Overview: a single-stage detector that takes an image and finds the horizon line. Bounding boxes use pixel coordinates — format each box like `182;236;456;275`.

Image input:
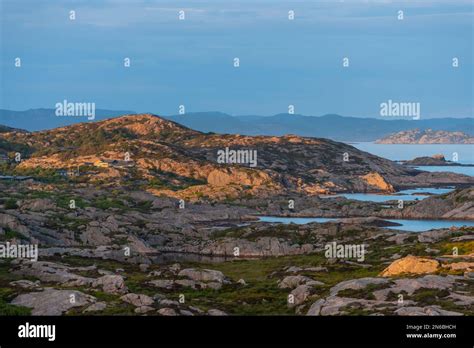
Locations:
1;108;473;120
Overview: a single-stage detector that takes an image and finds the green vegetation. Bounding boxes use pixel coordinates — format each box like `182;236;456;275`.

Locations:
33;127;138;159
144;170;206;191
0;263;32;315
0;227;26;241
0;138;32;155
411;288;450;305
436;240;474;256
8;166;66;183
44;215;89;232
4;198;18;209
55;196;88;209
92;197;128;210
0;295;31;316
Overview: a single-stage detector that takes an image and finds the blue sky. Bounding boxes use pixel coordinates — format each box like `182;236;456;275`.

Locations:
0;0;472;118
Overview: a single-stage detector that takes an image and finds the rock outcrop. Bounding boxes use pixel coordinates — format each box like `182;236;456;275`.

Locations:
11;289;96;315
380;256;439;277
360;172;394;192
92;275;128;294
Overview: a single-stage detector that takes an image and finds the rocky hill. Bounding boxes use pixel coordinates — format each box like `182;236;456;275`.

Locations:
0;125;16;134
380;187;474;220
1;114;472;200
376;129;474;144
0;125;27;134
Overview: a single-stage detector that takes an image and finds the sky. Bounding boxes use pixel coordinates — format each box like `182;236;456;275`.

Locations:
0;0;473;118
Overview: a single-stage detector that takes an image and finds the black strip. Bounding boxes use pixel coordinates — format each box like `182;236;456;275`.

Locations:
0;316;472;346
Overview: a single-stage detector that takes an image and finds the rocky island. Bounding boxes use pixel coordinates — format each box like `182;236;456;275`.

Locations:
376;129;474;144
401;154;474;167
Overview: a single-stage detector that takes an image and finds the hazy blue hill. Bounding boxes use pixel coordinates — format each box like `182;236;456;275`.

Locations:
0;124;25;133
164;111;252;134
1;109;472;141
167;112;474;141
0;108;134;131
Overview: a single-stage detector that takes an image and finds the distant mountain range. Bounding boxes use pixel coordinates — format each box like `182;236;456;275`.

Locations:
1;109;473;142
165;112;474;142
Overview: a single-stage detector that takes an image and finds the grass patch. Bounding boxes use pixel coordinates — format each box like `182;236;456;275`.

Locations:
4;198;18;209
0;227;27;241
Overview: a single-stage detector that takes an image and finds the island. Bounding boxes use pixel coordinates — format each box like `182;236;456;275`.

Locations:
376;129;474;144
401;154;474;167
